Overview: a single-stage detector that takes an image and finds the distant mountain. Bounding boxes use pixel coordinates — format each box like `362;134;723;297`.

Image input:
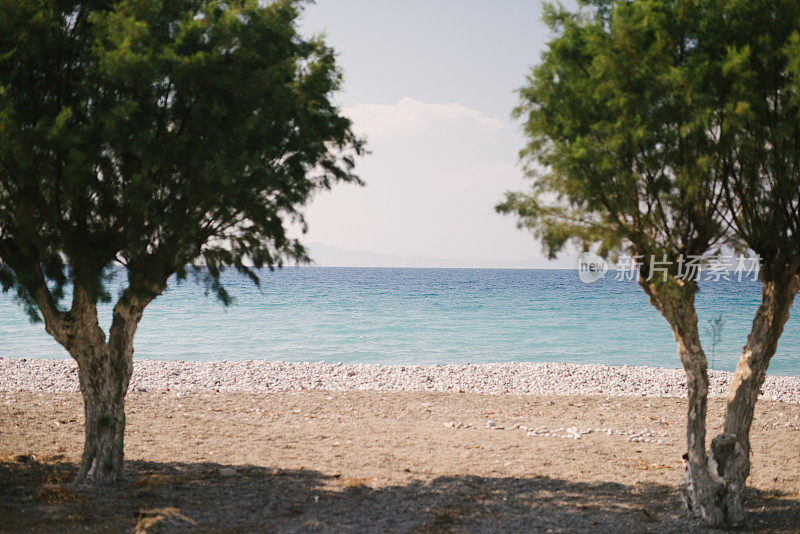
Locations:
304;242;574;269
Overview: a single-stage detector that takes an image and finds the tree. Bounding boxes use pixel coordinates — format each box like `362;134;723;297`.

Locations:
498;0;799;525
0;0;363;485
707;0;800;521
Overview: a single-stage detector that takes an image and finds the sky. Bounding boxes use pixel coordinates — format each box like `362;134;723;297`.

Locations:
296;1;576;268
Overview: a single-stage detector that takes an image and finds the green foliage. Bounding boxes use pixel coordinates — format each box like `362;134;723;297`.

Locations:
500;0;800;282
711;0;800;280
0;0;364;318
498;0;737;272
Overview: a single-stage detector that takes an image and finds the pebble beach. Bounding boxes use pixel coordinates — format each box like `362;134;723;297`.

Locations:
3;357;800;404
4;357;800;531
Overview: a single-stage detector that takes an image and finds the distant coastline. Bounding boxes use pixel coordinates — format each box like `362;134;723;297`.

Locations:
304;242;578;269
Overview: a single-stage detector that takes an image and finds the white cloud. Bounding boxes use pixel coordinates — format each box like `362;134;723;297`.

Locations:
342;97;507;175
346;97;503;138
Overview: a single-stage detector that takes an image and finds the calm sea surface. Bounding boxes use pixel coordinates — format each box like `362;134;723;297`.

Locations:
1;268;799;375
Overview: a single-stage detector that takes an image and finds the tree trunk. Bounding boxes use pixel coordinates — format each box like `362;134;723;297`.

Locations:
709;271;800;523
73;340;133;485
11;259;164;486
46;284;155;486
640;278;725;525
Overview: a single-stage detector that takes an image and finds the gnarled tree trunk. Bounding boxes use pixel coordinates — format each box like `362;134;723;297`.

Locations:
709;270;800;523
73;338;133;484
37;283;156;485
644;267;800;526
640;277;725;525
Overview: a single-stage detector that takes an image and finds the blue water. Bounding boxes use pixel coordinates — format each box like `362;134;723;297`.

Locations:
1;268;799;375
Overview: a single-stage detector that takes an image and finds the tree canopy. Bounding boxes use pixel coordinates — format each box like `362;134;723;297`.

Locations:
0;0;363;315
498;0;732;266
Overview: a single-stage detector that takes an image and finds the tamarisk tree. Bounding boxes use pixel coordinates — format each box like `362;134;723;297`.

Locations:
0;0;363;485
499;0;799;525
708;0;800;521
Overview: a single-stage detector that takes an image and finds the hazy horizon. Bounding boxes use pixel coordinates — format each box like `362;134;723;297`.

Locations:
305;242;577;269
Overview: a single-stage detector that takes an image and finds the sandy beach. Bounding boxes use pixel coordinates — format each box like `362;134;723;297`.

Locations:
1;359;799;532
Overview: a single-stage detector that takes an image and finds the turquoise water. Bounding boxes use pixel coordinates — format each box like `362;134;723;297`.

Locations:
1;267;799;375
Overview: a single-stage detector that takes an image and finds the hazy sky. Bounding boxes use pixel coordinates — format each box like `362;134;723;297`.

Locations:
298;1;574;267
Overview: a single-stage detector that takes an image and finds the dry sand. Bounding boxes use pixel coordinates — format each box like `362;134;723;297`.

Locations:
2;390;800;532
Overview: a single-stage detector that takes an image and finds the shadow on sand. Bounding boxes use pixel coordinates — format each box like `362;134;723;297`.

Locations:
1;456;798;532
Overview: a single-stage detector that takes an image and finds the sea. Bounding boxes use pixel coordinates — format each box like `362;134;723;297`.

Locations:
1;267;799;375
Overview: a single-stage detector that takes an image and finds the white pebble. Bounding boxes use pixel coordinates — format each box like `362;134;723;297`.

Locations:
0;359;797;405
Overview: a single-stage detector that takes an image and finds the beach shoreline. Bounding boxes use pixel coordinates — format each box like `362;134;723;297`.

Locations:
4;358;800;531
3;357;800;404
4;358;800;530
